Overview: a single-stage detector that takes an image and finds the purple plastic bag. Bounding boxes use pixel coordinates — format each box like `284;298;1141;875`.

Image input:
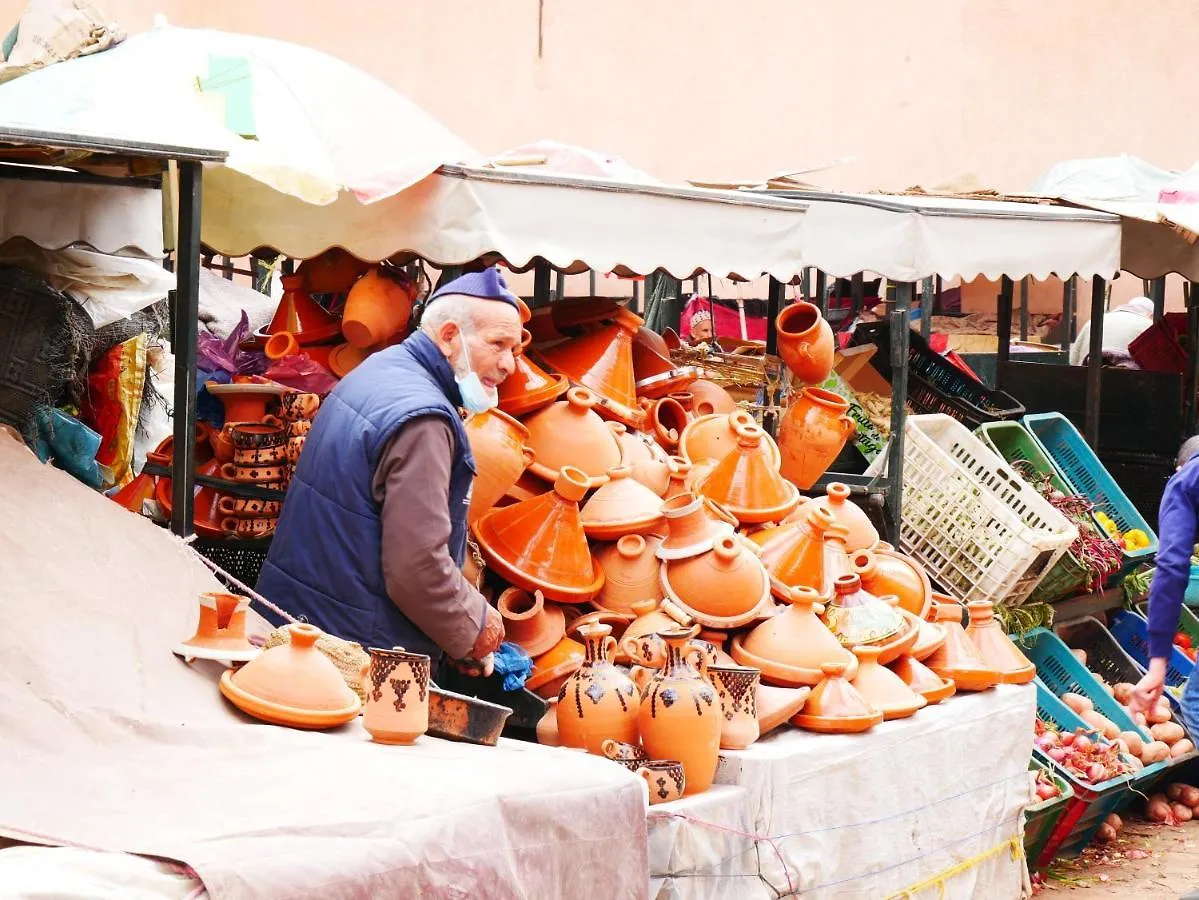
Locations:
196;312;269;377
265;355;338;395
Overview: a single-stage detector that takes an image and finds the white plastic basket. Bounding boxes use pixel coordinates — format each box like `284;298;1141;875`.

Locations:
899;414;1078;607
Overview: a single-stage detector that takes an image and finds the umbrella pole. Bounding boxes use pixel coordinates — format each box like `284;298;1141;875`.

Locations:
170;161;203;537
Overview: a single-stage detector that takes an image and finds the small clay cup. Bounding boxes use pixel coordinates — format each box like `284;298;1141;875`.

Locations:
221;462;290;484
602;738;649;772
279;391;321;422
229;422;286;451
234;444;288;466
637;760;686;805
221;516;277;537
218;496;282;518
361;646;432;745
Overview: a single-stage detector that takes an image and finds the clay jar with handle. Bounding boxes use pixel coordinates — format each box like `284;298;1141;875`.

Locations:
852;547;933;619
849;645;926;720
777;387;856;489
341;267;415;348
638;760;687;805
581;466;666;540
498;587;566;658
618;597;693;667
731;586;858;687
964;600;1036;684
593;534;665;618
661;533;771;629
775;301;834;384
645;396;690;452
465;409;537;525
787;483;879;553
638;627;723;795
790;662;883;734
656;491;735;561
923;599;1002;692
522;387;622;485
759;504;836;599
708;664;761;750
695;420;800;524
556;623;640;755
361;646;432;744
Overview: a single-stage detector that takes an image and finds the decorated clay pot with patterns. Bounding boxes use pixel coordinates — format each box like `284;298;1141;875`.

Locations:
775;301;834;384
286;435;306;464
233;444;289;466
218;496;281;519
777;387;856;490
637;760;687;805
221;462;289;484
618;597;692;667
289;419;313;437
221;515;277;538
556;623;640;755
465;409;537;525
361;646;432;744
278;391;321;422
708;664;761;750
602;738;649;772
229;422;286;451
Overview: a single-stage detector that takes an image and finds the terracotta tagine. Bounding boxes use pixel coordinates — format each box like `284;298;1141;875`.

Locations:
205;380;289;427
731;586;859;686
219;623;361;729
775;301;834;384
522;387;622;485
852;546;933;620
465;409;537;524
756;683;812;735
171;591;258;663
526;634;587;700
361;646;432;744
645;396;690;453
474;466;605;603
296;247;368;294
580;466;666;540
759;504;836;599
536;309;646;428
341;267;415;349
821;573;904;648
261;274;342;345
680;410;782;470
556;623;641;755
656;491;735;560
708;664;761;750
777;387;856;490
593;534;666;618
618;598;693;667
610;422;660;467
821;524;857;594
790;662;883;734
889;655;956;705
910;617;947;662
497;330;569;417
498;587;566;657
849;645;927;720
787;483;879;553
695;420;800;524
663;456;693;500
637;760;687;805
688;379;739;417
638;626;723;795
661;533;771;629
964;600;1036;684
923;600;1002;692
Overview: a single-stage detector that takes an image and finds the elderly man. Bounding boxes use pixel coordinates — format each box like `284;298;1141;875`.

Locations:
256;268;523;667
1068;296;1154;367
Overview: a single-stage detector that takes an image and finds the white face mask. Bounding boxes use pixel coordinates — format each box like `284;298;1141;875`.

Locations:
453;326;499;413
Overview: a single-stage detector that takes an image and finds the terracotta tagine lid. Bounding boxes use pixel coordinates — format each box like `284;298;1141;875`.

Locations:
731;586;859;686
759;504;836;599
497;330;569;417
580;466;666;540
536;309;646;428
262;274;342;345
328;342;375;378
680;410;782;470
556;623;640;755
774;301;834;385
498;587;566;658
964;600;1036;684
661;533;771;629
341;267;416;348
593;534;665;617
617;598;692;667
889;655;956;705
663;456;693;500
522;387;622;485
688;379;739;417
790;662;883;734
610;422;660;467
756;682;812;735
910;617;947;662
822;573;905;647
870;608;923;665
695;420;800;524
465;408;536;525
787;483;879;553
656;491;735;561
525;634;586;699
849;645;927;720
852;546;933;620
218;623;361;729
922;599;1002;692
474;466;606;603
821;524;857;594
172;591;259;663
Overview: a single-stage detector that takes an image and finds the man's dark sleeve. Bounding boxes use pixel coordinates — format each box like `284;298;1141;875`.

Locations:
1147;464;1199;659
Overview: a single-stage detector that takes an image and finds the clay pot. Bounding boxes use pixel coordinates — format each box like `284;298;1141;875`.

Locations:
498;330;569;417
526;634;586;699
822;524;857;594
602;738;649;772
790;662;883;734
498;588;566;657
788;483;879;553
611;423;660;467
821;573;905;648
964;600;1036;684
580;466;666;540
688;379;739;417
923;600;1002;692
889;655;956;705
849;645;927;720
656;492;735;561
536;698;561;746
475;467;604;603
221;462;289;484
911;618;947;662
708;664;761;750
594;534;665;617
777;387;856;490
556;623;641;755
233;444;288;466
264;274;342;345
522;387;622;485
680;411;781;470
694;634;738;667
171;592;258;662
279;391;321;423
465;409;536;525
695;420;800;525
218;622;361;729
264;330;300;361
209;426;236;465
536;310;645;428
852;547;933;620
341;267;416;348
638;760;687;805
218;496;281;518
638;627;722;795
871;610;923;666
618;598;693;667
221;516;278;538
229;422;286;450
759;504;837;598
296;247;368;294
663;456;693;500
566;609;631;642
361;646;432;744
661;534;771;629
731;586;858;686
775;302;834;384
645;396;690;452
286;435;306;464
289;419;313;438
756;683;812;735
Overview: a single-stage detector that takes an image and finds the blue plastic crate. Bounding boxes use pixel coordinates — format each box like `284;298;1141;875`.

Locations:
1109;609;1193;713
1021;413;1158;570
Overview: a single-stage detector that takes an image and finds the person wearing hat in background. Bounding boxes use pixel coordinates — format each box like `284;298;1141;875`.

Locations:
256;268;523;672
687;307;713;344
1068;296;1155;367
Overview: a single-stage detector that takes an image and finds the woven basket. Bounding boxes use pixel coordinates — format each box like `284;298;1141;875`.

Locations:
264;626;370;703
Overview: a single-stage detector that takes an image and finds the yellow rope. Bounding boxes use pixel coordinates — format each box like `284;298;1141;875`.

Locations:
885;835;1022;900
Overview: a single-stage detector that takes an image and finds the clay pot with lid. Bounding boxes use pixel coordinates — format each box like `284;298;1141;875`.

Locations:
680;410;781;470
822;573;905;648
296;247;368;294
663;456;693;500
759;504;836;599
688;379;739;417
262;274;342;345
498;587;566;657
910;618;947;662
790;662;883;734
341;267;415;348
219;623;361;729
661;534;771;629
522;387;622;485
889;655;956;705
731;585;858;686
610;426;672;497
656;491;735;561
695;421;801;524
497;330;569;417
964;600;1036;684
775;301;834;384
465;409;536;525
786;483;879;553
923;599;1002;692
473;466;605;603
777;387;856;489
708;664;761;750
361;646;431;744
556;623;640;755
852;546;933;620
593;534;665;617
172;591;258;663
536;309;646;428
822;524;857;594
580;466;666;540
618;598;692;667
849;645;926;720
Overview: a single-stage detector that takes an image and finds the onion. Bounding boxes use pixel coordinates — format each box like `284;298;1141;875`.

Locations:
1074;734;1093;752
1181;785;1199;808
1095;823;1117;843
1173;802;1194;823
1104;813;1123;832
1048;747;1068;762
1087;762;1107;782
1060;732;1076;746
1035;733;1059;751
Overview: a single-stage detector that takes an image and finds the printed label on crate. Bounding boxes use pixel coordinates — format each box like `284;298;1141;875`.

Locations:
817;371;887;463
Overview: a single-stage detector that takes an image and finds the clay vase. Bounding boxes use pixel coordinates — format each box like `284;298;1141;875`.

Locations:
465;409;537;525
756;683;812;735
777;387;856;489
498;588;566;657
296;247;368;294
964;600;1036;684
731;586;858;687
821;573;905;648
661;534;771;629
688;379;739;417
522;387;622;485
264;274;342;345
218;623;361;729
788;483;879;553
663;457;693;500
361;646;432;744
556;623;641;755
526;634;587;700
536;309;645;428
341;267;415;348
638;627;723;795
790;662;883;734
708;664;761;750
580;466;667;540
172;591;258;662
681;411;782;470
923;600;1002;692
594;534;665;618
656;492;735;560
602;738;650;772
852;547;933;620
646;396;690;452
498;330;569;417
618;598;693;667
889;655;956;705
849;645;927;720
638;760;687;805
759;504;836;599
474;466;605;603
695;420;800;524
775;301;834;384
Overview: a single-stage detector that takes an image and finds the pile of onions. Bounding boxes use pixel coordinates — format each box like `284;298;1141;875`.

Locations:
1034;721;1133;784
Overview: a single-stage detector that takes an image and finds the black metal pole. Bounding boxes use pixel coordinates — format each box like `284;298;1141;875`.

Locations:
1185;281;1199;437
554;270;565;302
886;282;912;542
1019;277;1030;342
1151;276;1167;323
766;276;784;356
170;161;202;538
815;270;828;317
920;276;934;341
1085;277;1106;448
851;272;865;319
996;276;1014;391
1061;277;1075;351
800;267;811;302
533;259;551;308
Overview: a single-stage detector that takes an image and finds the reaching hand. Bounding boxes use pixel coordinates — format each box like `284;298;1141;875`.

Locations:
470;604;505;660
1129;657;1168;715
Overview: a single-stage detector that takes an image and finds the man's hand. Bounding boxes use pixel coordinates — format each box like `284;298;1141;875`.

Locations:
470;604;504;660
1129;657;1168;715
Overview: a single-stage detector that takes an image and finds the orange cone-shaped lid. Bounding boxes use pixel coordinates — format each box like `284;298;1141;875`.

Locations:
853;546;933;620
656;491;735;560
680;411;782;469
790;662;883;733
786;483;879;552
474;466;606;603
632;327;675;381
731;586;858;686
536;309;645;428
923;599;1002;691
964;600;1036;684
889;654;956;705
498;330;569;417
759;504;836;598
849;645;927;719
172;592;258;662
296;248;368;294
218;623;361;729
695;420;800;524
522;387;622;485
264;275;342;345
661;533;771;629
580;466;666;540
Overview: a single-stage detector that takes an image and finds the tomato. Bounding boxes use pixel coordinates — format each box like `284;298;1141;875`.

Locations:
1176;632;1192;650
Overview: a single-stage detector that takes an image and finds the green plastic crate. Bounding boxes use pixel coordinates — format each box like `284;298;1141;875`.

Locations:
1025;760;1074;872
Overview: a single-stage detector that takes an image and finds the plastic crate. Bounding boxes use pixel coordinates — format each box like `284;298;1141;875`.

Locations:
1024;760;1074;873
1022;413;1158;573
1128;317;1187;375
1109;609;1194;712
898;415;1077;606
1136;599;1199;650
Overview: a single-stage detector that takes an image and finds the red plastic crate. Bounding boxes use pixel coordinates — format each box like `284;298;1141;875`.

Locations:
1129;314;1188;375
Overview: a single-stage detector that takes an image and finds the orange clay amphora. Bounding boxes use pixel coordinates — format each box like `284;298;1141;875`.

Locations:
556;623;640;755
